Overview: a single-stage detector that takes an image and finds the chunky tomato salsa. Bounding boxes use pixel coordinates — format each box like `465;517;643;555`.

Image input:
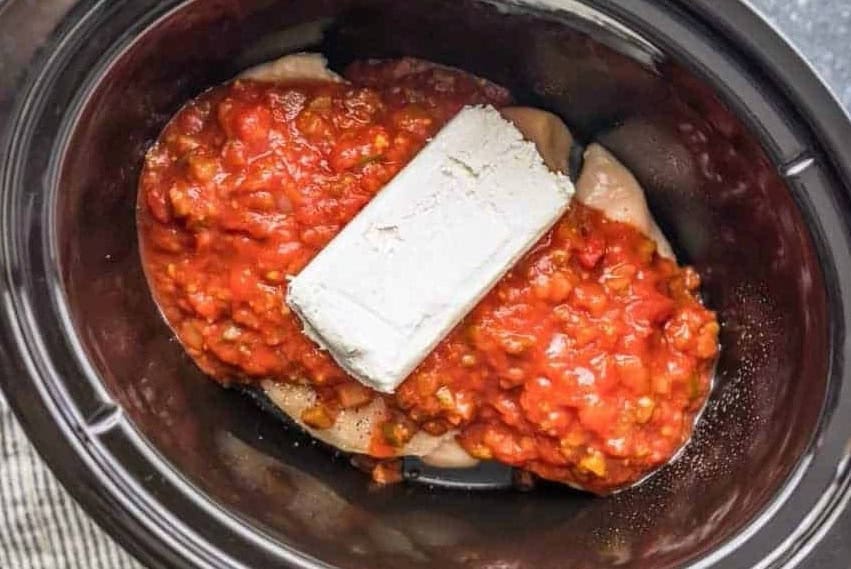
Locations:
139;59;718;494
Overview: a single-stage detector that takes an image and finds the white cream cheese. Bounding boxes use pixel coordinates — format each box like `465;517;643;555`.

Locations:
287;105;574;393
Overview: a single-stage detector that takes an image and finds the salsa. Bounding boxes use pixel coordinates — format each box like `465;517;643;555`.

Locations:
139;59;718;494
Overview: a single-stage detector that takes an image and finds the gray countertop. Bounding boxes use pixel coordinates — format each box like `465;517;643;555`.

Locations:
752;0;851;110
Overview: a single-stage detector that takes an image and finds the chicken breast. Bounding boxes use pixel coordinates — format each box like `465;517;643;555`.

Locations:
264;103;576;468
238;52;343;83
500;106;573;174
242;53;477;468
500;112;674;259
247;53;674;473
262;380;466;460
576;143;675;259
504;114;673;258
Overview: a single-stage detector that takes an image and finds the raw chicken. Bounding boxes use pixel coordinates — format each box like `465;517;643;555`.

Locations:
247;53;676;471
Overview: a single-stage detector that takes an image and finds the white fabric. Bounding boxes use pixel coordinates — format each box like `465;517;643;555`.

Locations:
0;394;141;569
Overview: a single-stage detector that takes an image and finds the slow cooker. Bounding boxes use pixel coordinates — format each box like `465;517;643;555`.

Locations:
2;1;851;567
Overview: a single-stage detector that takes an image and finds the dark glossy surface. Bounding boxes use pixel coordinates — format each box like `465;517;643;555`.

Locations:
752;1;851;563
1;1;850;568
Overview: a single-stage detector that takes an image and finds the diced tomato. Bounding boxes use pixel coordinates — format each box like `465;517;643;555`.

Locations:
139;60;718;494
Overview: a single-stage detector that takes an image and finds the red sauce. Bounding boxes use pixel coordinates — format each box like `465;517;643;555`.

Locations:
139;59;718;494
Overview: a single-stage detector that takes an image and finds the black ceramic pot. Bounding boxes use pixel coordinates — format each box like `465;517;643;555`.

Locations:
2;1;850;568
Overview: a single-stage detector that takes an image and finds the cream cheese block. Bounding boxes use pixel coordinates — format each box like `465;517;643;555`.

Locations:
287;105;574;393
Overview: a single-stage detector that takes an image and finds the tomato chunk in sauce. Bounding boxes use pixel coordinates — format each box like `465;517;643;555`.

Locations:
138;59;719;494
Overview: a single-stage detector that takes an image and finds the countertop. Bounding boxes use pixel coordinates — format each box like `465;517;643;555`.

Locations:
754;0;851;110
